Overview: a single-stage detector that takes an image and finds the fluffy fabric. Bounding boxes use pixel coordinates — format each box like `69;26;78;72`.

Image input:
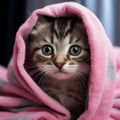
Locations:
0;2;120;120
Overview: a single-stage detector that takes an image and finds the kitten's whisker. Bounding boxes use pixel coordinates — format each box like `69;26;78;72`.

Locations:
75;71;88;90
74;72;83;88
25;66;45;84
78;64;90;74
34;72;41;82
29;68;40;77
25;65;38;70
38;72;46;85
77;71;88;82
78;74;88;88
40;70;50;85
37;69;49;86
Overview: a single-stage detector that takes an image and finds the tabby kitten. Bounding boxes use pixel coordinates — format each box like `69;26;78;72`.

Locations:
24;16;90;120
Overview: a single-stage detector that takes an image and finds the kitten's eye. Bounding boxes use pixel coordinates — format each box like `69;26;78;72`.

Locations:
69;45;81;56
42;45;53;56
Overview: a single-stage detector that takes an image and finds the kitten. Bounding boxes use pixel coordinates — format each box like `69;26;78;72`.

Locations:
24;16;90;120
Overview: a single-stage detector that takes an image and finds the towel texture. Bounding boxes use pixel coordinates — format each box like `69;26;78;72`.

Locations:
0;2;120;120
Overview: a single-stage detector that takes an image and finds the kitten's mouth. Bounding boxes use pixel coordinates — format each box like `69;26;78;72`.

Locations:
50;69;71;80
55;70;67;74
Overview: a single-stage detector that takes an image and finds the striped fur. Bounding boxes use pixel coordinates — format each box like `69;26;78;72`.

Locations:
25;16;90;120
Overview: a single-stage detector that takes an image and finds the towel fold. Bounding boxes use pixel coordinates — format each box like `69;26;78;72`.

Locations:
0;2;120;120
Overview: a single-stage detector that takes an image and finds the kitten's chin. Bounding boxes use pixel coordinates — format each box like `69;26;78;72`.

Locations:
48;70;74;80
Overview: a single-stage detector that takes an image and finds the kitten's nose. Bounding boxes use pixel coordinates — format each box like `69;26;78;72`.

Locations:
54;55;66;69
54;62;65;69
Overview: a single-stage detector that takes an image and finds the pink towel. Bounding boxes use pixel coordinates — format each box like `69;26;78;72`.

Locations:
0;2;120;120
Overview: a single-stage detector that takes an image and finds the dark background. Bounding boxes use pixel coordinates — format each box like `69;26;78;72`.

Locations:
0;1;26;66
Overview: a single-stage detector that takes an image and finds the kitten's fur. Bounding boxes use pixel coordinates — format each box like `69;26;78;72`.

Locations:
24;16;90;120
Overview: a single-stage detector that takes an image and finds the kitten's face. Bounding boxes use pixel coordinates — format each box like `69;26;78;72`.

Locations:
27;16;90;81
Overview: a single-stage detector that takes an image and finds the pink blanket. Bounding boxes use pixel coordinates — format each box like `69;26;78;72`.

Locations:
0;2;120;120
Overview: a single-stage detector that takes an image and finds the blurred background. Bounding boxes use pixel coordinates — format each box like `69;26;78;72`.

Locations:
0;0;120;67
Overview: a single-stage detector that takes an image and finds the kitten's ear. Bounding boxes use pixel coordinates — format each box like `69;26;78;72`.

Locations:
73;16;83;24
34;16;49;28
34;15;54;29
25;16;48;44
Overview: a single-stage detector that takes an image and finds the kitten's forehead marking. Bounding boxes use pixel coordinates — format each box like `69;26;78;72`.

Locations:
54;19;72;39
52;19;81;56
53;33;71;56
